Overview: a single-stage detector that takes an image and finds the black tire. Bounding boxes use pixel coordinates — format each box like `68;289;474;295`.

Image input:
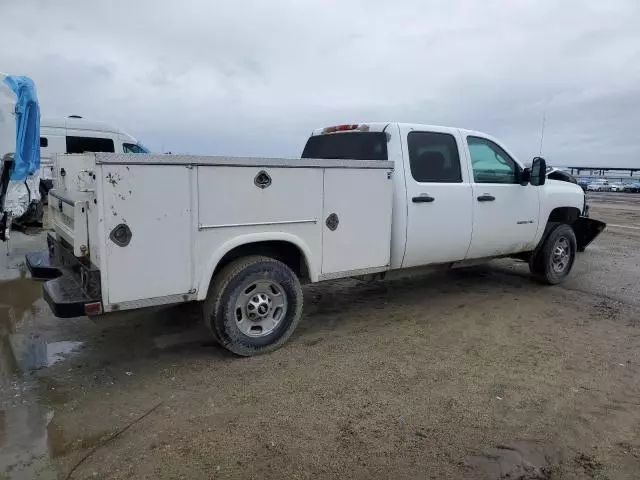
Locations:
530;224;577;285
40;179;53;205
32;199;44;225
203;256;303;356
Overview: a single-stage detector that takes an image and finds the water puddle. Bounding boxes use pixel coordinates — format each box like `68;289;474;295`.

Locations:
465;441;559;479
9;337;83;372
0;405;57;480
0;232;80;479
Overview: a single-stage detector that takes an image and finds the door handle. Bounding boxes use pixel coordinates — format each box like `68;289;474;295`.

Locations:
477;194;495;202
412;195;435;203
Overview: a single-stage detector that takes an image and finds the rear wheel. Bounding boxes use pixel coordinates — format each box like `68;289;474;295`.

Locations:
203;256;303;356
529;224;577;285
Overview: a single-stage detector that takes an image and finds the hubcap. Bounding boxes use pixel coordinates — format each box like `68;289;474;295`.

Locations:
234;280;287;337
551;236;571;274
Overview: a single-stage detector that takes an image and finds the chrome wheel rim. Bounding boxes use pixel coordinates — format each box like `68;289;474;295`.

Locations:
551;237;571;274
234;280;287;337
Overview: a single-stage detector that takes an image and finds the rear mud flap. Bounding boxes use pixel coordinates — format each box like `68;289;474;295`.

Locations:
573;217;606;252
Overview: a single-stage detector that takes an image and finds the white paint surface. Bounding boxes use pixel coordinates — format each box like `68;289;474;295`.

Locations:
102;164;192;304
46;123;589;314
321;168;392;274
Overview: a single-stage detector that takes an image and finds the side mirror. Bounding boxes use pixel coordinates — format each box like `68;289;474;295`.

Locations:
530;157;546;186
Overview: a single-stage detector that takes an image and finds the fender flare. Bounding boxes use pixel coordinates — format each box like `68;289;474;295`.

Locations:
196;232;318;300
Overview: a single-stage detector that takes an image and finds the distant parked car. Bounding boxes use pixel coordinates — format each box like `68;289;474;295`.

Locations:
610;183;625;192
623;182;640;193
586;179;610;192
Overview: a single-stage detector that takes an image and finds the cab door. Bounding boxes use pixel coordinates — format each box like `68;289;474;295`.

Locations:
463;135;540;259
401;126;474;268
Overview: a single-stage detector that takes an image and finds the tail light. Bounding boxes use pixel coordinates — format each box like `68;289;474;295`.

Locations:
322;124;370;134
84;302;102;315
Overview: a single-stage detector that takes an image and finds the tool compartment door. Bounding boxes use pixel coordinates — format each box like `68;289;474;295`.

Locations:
321;168;393;275
100;164;192;305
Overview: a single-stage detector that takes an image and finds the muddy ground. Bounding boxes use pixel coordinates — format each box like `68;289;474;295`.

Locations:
2;193;640;479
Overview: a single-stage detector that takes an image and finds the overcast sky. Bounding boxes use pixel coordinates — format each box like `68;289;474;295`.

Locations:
1;0;639;167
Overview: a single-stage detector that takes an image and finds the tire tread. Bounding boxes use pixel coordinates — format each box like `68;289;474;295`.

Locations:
530;223;577;285
202;255;303;356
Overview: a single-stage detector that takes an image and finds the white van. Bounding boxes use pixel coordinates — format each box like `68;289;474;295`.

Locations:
1;72;150;226
39;116;149;197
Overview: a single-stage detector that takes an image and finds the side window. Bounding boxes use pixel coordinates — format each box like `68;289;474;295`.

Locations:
407;131;462;183
40;137;48;147
123;143;149;154
467;136;518;184
66;136;115;154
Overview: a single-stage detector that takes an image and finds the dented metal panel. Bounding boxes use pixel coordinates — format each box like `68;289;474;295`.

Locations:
100;163;193;304
48;190;90;257
48;153;98;258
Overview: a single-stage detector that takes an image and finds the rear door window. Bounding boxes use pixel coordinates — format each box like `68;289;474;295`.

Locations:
66;136;115;154
407;131;462;183
301;132;388;160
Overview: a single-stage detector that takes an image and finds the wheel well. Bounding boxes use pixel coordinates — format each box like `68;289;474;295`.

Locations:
213;241;309;282
547;207;581;225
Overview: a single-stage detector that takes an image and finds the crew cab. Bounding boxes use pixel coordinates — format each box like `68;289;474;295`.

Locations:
19;123;605;356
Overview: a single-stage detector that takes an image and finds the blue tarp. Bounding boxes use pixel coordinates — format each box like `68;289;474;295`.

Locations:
2;75;40;180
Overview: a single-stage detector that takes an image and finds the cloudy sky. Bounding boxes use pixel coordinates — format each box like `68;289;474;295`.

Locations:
1;0;639;167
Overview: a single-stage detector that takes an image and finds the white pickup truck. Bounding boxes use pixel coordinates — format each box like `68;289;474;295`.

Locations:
18;123;605;356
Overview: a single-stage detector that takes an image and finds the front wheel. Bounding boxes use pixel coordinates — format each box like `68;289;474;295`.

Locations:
203;256;303;356
529;224;577;285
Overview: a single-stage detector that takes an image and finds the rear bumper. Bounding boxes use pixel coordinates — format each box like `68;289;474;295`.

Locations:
26;233;102;318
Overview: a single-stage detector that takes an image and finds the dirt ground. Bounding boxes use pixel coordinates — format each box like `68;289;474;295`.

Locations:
2;193;640;479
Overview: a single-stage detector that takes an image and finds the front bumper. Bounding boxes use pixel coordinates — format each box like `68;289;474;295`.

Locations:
26;233;102;318
574;216;606;252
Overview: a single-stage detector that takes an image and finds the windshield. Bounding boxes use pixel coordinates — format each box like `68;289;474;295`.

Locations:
123;142;150;154
301;132;388;160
